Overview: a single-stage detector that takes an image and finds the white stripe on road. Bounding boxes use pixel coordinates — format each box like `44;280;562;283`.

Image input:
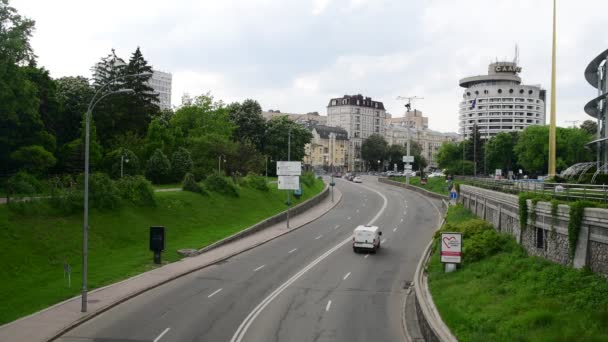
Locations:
208;288;223;298
288;248;297;254
230;183;388;342
326;300;332;312
253;265;265;272
347;216;351;220
400;218;404;222
154;328;170;342
315;235;323;240
356;209;360;213
393;227;397;232
364;254;369;259
334;225;340;229
343;272;351;280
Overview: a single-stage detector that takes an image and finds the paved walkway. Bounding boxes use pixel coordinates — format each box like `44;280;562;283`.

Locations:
0;187;342;342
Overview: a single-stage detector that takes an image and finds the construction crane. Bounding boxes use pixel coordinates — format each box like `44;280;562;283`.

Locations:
396;96;424;112
565;120;580;128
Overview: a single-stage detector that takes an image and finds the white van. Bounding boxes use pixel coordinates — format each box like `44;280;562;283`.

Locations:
352;225;382;253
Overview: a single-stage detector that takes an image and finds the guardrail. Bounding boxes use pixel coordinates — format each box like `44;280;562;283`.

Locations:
455;176;608;203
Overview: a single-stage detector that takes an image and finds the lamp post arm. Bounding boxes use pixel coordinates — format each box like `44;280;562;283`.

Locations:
87;72;151;113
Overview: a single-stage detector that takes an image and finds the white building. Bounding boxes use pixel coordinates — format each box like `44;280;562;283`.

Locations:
459;61;546;140
327;94;387;171
148;70;172;111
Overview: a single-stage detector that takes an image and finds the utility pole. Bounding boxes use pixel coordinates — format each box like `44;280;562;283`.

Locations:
396;96;424;182
548;0;557;177
286;127;291;229
473;123;477;177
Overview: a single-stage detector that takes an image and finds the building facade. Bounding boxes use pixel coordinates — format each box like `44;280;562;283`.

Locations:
459;61;546;140
584;48;608;169
262;111;327;127
148;70;172;111
327;94;386;171
390;109;428;130
303;125;349;171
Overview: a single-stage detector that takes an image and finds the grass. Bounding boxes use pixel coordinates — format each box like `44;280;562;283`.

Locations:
392;176;453;196
427;205;608;341
0;179;324;325
150;183;182;190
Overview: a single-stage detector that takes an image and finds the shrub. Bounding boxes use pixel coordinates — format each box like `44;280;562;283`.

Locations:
106;148;140;179
300;171;316;188
145;149;172;184
10;145;56;174
463;229;516;263
172;148;193;182
6;172;42;202
88;172;121;210
116;175;156;207
182;173;205;194
204;175;239;197
242;174;268;192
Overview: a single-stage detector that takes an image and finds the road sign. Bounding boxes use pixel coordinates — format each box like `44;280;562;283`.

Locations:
394;163;397;172
404;164;413;170
440;232;462;263
278;175;300;190
403;156;414;163
277;161;301;176
450;190;458;200
495;169;502;177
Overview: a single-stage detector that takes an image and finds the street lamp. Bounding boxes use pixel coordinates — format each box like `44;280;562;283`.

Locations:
377;160;381;172
120;150;130;178
81;72;150;313
218;154;226;175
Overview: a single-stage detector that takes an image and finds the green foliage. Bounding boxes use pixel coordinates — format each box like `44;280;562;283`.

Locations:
116;175;156;207
204;174;239;197
485;131;519;174
580;120;598;136
227;99;266;150
145;149;172;184
54;76;94;146
567;201;594;259
263;116;312;169
171;147;193;181
300;171;316;188
242;174;269;192
519;193;529;231
550;200;559;238
10;145;56;174
6;172;42;201
105;148;139;178
361;134;388;170
88;172;121;210
182;172;205;194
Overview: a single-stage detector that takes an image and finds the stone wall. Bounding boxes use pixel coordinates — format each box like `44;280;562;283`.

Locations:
459;184;608;276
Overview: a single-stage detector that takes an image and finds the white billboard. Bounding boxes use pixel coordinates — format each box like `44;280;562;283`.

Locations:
440;232;462;264
277;161;302;176
278;176;300;190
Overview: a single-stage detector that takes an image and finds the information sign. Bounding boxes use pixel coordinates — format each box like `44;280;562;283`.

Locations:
277;161;302;176
278;175;300;190
403;156;414;163
440;232;462;263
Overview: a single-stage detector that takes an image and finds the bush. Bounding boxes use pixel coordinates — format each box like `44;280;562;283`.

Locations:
300;171;316;188
88;172;121;210
6;172;43;201
204;175;239;197
172;148;193;182
242;174;268;192
145;149;172;184
105;148;140;179
116;175;156;207
182;173;205;194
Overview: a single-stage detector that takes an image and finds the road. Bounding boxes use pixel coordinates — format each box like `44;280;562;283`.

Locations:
56;176;442;342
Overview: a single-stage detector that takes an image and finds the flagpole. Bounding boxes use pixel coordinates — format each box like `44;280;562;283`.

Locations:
548;0;557;177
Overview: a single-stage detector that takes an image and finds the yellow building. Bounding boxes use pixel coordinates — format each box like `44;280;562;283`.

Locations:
304;125;349;172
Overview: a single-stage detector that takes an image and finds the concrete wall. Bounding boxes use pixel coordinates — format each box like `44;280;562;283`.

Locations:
459;184;608;275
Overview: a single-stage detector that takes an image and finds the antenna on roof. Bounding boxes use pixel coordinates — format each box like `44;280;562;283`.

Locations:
513;44;519;65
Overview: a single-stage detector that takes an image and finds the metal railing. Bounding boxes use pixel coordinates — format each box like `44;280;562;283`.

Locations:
455;176;608;204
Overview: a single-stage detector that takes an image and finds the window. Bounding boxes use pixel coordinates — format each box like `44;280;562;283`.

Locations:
509;89;514;93
475;90;479;95
497;89;502;94
528;90;533;95
484;89;489;94
536;228;545;249
520;89;524;94
356;124;360;130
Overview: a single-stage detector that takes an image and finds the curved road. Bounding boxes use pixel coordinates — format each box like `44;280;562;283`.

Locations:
56;176;442;342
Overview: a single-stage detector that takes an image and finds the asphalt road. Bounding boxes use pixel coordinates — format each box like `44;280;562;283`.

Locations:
56;176;442;342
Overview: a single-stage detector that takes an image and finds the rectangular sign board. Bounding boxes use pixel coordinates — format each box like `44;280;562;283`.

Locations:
278;175;300;190
440;232;462;263
277;161;302;176
404;164;413;170
403;156;414;163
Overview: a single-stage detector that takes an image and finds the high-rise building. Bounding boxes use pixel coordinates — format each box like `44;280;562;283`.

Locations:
459;60;546;140
327;94;386;171
148;70;172;111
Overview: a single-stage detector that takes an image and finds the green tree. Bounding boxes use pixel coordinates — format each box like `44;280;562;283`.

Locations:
361;134;388;171
387;144;406;170
145;148;171;184
54;76;95;146
104;148;139;178
171;147;193;181
465;124;485;175
580;120;598;137
171;94;234;138
227;99;266;150
485;131;519;173
263;116;312;165
10;145;56;174
437;142;462;170
57;113;102;173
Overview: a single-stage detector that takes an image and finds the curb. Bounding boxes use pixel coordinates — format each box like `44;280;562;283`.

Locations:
44;183;342;342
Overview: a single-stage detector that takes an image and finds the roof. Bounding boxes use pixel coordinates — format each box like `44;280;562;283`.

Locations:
459;74;522;88
311;125;348;140
327;94;385;110
354;225;379;232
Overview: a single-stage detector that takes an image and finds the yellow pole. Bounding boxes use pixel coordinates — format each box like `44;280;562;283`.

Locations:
548;0;557;177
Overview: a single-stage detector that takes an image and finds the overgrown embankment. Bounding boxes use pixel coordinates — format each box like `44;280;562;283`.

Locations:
427;204;608;341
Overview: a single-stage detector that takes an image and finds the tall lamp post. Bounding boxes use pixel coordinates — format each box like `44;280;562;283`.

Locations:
548;0;558;177
120;149;130;178
218;154;226;175
82;72;150;313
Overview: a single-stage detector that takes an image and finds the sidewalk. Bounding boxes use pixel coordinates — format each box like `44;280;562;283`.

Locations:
0;187;343;342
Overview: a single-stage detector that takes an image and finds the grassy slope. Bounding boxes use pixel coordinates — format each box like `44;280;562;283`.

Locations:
0;180;324;325
392;176;452;195
427;206;608;341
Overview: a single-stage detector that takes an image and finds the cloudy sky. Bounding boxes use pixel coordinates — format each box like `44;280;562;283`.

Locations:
10;0;608;132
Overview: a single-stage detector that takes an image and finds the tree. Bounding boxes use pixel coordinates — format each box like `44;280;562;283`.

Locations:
263;116;312;165
171;147;193;181
361;134;388;171
54;76;95;146
10;145;56;174
437;142;462;170
485;131;519;173
104;148;139;178
145;149;171;184
227;99;266;150
387;144;406;170
580;120;598;137
57;113;102;173
123;47;159;135
465;124;484;175
171;93;234;139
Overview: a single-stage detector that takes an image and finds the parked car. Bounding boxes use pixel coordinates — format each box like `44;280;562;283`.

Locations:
353;176;362;183
352;225;382;253
333;172;342;178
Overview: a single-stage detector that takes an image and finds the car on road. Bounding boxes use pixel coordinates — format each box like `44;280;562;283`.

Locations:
352;225;382;253
333;172;342;178
353;176;362;183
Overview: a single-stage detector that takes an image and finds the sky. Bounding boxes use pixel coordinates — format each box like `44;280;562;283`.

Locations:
10;0;608;133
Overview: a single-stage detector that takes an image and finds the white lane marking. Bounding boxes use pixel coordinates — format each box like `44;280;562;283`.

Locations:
400;218;404;222
253;265;265;272
230;183;388;342
347;216;351;220
364;254;369;259
208;288;223;298
315;235;323;240
288;248;297;254
154;328;170;342
393;227;397;232
356;209;360;213
326;300;332;312
381;239;386;244
362;204;366;207
334;225;340;230
343;272;351;280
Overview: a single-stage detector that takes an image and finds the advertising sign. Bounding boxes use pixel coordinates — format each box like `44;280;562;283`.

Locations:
276;161;302;176
440;232;462;263
278;175;300;190
403;156;414;163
